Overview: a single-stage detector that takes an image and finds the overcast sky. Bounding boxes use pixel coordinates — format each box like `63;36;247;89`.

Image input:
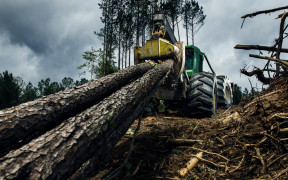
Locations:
0;0;287;91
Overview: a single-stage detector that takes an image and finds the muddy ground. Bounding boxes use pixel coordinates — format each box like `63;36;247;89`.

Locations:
91;78;288;180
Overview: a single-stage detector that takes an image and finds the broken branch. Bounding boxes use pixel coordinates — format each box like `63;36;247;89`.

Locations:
249;54;288;68
241;5;288;19
179;146;230;161
234;44;288;53
240;68;270;85
178;152;203;177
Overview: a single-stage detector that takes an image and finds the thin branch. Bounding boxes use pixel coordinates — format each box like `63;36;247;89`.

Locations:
191;155;226;168
272;167;288;180
241;5;288;19
254;147;266;174
267;153;288;168
229;155;245;173
179;146;230;161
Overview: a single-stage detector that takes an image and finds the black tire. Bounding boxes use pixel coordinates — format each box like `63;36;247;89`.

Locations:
187;72;217;117
216;75;233;109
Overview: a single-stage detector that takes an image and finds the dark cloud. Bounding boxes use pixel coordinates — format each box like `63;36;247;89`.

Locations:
195;0;288;90
0;0;102;85
0;1;55;54
0;0;287;91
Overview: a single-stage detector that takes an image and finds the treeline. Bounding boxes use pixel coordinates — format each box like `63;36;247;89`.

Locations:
232;84;256;105
94;0;206;73
0;70;88;110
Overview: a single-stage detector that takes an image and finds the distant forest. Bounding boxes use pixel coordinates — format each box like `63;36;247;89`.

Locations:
0;70;88;110
0;70;253;110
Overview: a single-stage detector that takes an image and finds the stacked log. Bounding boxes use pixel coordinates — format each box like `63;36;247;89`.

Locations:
0;63;151;156
0;60;173;179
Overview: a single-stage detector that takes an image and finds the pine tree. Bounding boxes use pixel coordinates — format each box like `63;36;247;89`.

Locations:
0;71;21;109
233;84;242;105
182;0;206;45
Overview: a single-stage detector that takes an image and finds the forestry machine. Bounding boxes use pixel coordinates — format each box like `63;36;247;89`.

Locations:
134;13;233;117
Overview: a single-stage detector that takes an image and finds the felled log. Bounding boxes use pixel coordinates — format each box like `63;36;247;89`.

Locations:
234;44;288;53
0;63;152;156
0;60;173;180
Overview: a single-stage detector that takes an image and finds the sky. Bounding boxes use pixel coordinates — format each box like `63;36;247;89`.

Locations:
0;0;287;91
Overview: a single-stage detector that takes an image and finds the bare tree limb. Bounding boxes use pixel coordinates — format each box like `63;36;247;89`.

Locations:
240;68;271;85
234;44;288;53
276;12;288;76
241;5;288;19
249;54;288;68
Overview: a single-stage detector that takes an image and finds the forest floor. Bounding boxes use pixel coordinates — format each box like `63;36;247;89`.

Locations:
91;77;288;180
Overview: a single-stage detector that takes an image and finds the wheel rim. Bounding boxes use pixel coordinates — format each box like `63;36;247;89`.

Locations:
225;86;231;102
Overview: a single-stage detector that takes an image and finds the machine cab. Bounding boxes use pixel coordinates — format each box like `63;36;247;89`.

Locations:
184;45;204;77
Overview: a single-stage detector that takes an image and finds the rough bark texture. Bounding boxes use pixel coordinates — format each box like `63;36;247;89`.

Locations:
0;63;152;156
0;60;173;180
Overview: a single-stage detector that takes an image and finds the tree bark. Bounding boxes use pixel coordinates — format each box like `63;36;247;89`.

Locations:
0;63;152;156
0;60;173;180
234;44;288;53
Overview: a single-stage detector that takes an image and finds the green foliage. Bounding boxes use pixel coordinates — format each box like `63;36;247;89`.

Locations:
157;100;165;113
20;82;38;103
0;70;88;109
0;71;21;109
242;87;256;99
75;78;89;86
124;162;132;171
38;78;64;96
95;59;118;79
182;0;206;45
78;47;99;80
79;47;118;79
62;77;74;90
233;84;242;105
160;0;183;32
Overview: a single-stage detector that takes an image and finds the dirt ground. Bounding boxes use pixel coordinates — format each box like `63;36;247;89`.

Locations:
91;78;288;180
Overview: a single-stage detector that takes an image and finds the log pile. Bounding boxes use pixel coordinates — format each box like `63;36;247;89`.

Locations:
0;61;173;179
0;63;152;157
235;5;288;85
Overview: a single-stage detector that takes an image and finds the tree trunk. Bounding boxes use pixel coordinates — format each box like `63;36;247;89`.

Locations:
234;44;288;53
118;24;121;70
192;16;194;45
276;13;288;76
0;60;173;180
185;0;188;45
129;47;131;67
0;63;152;156
136;1;140;46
